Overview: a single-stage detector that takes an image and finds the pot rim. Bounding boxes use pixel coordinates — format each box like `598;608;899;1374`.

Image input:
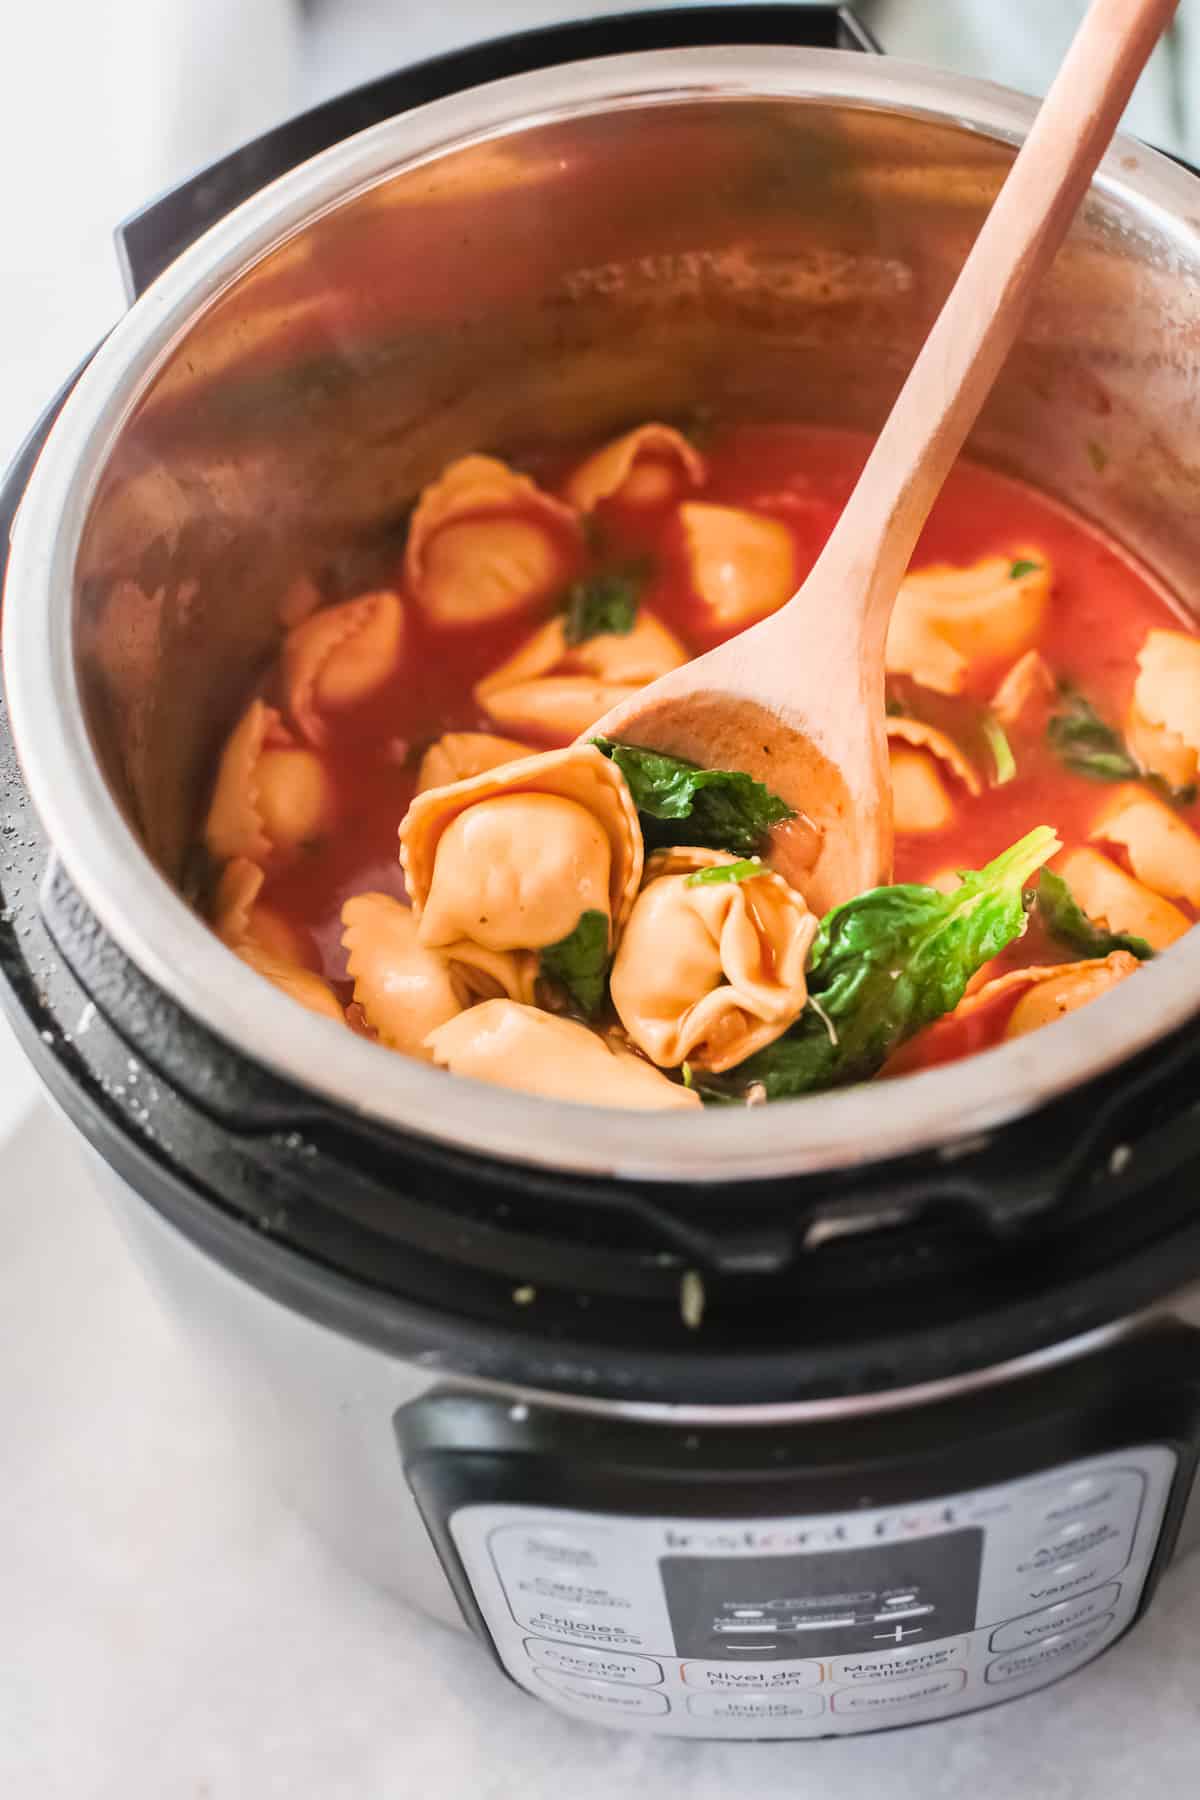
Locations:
6;45;1200;1184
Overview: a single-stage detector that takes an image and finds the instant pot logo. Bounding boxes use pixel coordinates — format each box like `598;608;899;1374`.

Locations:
662;1524;851;1554
662;1507;960;1554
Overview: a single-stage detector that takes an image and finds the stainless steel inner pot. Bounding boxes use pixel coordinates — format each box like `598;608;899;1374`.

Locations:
7;48;1200;1182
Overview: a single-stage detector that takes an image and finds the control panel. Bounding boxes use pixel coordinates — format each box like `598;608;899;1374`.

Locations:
448;1447;1175;1736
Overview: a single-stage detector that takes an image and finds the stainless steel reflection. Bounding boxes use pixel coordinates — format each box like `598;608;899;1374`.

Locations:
6;49;1200;1181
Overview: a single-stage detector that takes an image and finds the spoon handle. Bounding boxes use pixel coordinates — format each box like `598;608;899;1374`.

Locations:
800;0;1178;654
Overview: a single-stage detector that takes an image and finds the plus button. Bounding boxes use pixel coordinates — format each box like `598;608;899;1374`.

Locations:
873;1624;926;1643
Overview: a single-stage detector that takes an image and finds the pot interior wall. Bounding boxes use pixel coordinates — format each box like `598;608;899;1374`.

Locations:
73;94;1200;881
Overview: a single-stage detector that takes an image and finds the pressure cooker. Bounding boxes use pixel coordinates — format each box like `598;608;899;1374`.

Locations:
5;5;1200;1739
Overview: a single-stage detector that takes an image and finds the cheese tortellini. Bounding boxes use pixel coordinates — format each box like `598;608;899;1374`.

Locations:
205;699;336;863
886;717;981;835
235;944;346;1023
887;552;1050;694
1126;629;1200;790
283;589;405;744
563;423;707;512
678;502;796;629
342;892;534;1057
212;854;344;1022
1054;846;1189;950
212;857;309;965
426;1001;702;1110
610;849;816;1072
951;952;1141;1040
404;454;578;626
1090;786;1200;911
400;744;643;954
991;649;1055;727
473;609;688;739
1005;953;1141;1038
416;732;535;795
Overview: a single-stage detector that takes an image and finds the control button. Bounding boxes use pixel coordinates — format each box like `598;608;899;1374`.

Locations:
1007;1551;1128;1616
985;1614;1116;1684
533;1668;670;1715
1030;1469;1143;1531
1012;1517;1130;1578
681;1659;822;1693
687;1691;825;1722
989;1585;1120;1654
525;1639;663;1686
833;1640;967;1684
509;1607;653;1649
831;1670;966;1715
487;1523;660;1649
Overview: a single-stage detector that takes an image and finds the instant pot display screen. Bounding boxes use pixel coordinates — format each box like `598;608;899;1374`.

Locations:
660;1530;984;1659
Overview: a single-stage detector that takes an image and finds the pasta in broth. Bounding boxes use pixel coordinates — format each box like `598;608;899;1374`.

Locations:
196;424;1200;1108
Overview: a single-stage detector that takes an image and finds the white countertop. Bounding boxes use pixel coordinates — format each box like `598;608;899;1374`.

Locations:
2;1092;1200;1798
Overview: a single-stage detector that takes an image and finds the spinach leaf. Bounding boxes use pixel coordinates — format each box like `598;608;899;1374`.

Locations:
563;568;642;645
689;825;1060;1103
1047;690;1140;782
1034;868;1154;962
1047;687;1195;804
1009;558;1041;579
592;739;794;856
539;910;611;1016
684;859;764;888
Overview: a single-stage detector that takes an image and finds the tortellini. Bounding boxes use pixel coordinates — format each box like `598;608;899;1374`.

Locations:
610;849;816;1072
473;610;688;739
212;857;309;964
341;892;534;1057
400;744;643;953
1126;629;1200;790
1090;785;1200;910
404;454;579;626
425;1001;701;1110
952;953;1141;1040
677;503;796;629
416;732;534;795
889;749;953;834
1005;953;1140;1038
283;589;405;744
990;649;1056;727
205;699;336;862
1055;846;1189;949
214;858;340;1018
887;552;1050;694
235;943;346;1023
886;717;981;835
563;423;706;512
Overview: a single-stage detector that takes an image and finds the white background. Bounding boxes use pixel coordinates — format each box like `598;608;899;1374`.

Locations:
3;2;1200;1795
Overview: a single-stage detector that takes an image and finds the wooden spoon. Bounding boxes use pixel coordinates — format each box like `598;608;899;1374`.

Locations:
586;0;1177;915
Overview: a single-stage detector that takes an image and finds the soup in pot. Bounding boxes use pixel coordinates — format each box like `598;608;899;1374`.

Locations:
197;423;1200;1109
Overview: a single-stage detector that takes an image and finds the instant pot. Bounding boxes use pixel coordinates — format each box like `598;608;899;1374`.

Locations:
5;5;1200;1740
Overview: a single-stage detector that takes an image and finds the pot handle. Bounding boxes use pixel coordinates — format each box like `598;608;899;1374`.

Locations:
115;4;880;299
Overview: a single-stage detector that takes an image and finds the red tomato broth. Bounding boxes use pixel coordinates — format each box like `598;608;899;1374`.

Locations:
229;424;1197;1067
